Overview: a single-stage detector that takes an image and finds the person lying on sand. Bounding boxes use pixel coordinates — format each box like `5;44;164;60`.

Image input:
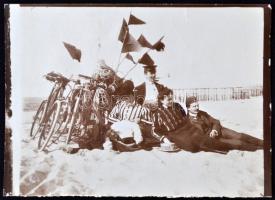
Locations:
105;81;157;152
150;88;246;154
185;96;263;151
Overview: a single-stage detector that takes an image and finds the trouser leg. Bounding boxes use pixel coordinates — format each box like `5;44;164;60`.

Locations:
221;127;263;147
139;123;160;148
198;135;232;152
167;126;230;153
218;138;260;151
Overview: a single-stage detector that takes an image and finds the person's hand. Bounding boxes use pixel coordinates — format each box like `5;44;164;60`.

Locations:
209;130;218;138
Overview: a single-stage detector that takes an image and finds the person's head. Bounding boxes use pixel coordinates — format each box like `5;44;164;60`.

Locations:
95;59;116;84
116;80;135;103
118;80;134;95
186;96;199;115
158;88;174;107
143;65;157;83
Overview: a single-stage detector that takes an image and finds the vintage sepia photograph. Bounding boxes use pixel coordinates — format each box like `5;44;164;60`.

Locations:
5;4;271;197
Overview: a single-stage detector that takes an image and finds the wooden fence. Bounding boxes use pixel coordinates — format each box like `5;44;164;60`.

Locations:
173;86;263;103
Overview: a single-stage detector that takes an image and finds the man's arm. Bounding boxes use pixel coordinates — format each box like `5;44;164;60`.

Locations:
149;111;171;143
108;102;121;124
202;111;222;136
138;106;167;143
140;106;154;125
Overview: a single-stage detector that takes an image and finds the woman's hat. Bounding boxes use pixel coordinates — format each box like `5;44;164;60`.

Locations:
143;65;157;73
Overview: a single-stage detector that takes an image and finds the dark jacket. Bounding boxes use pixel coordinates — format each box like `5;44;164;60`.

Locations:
133;82;167;105
188;110;222;136
151;102;187;141
174;102;187;118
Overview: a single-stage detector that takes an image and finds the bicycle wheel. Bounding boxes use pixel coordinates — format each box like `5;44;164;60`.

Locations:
65;97;81;145
38;101;62;151
30;100;47;138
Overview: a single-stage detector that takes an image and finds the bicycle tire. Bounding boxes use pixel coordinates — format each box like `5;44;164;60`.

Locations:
66;97;81;145
30;100;47;138
38;101;62;151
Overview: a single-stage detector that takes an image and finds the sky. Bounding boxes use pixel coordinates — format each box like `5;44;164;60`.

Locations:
10;5;264;97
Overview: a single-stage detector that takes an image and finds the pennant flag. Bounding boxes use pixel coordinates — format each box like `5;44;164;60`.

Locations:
125;53;136;64
121;32;142;53
137;34;153;48
128;14;146;25
118;18;129;43
138;53;154;66
63;42;81;62
152;36;165;51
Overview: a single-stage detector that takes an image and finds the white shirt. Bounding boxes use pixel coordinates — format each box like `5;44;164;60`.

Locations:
144;81;158;102
110;120;143;144
188;112;198;119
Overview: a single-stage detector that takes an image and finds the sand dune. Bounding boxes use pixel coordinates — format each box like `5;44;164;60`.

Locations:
19;97;264;197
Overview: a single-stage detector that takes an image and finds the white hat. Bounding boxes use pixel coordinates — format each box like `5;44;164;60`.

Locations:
159;142;180;152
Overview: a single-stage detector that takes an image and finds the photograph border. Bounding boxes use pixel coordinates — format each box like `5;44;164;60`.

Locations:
3;3;272;197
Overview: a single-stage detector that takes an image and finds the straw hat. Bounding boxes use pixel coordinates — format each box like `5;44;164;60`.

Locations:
159;142;180;152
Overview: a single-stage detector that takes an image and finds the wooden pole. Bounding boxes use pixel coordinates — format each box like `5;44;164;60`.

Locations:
115;53;123;72
122;62;138;79
122;48;153;79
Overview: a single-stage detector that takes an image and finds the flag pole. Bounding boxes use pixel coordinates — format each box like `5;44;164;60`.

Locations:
118;55;126;67
115;53;122;72
115;28;129;72
122;62;138;79
123;48;152;79
122;34;165;78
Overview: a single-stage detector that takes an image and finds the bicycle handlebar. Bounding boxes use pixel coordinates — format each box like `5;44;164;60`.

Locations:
68;78;81;84
78;74;93;80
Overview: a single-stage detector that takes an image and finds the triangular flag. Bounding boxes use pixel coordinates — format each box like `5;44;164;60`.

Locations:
137;34;153;48
63;42;81;62
125;53;136;64
152;36;165;51
128;14;146;25
138;53;154;66
118;18;129;43
121;32;142;53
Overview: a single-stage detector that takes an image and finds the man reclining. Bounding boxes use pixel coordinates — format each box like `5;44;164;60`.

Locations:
185;96;263;151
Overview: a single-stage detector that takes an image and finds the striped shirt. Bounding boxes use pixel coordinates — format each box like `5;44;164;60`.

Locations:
153;103;186;134
108;100;152;125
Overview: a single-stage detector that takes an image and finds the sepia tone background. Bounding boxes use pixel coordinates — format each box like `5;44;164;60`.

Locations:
8;5;268;197
9;6;263;98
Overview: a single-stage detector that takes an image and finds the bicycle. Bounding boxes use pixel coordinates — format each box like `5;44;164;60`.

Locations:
37;74;99;151
30;72;70;139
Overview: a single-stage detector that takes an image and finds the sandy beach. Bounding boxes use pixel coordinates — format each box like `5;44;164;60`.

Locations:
19;97;264;197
